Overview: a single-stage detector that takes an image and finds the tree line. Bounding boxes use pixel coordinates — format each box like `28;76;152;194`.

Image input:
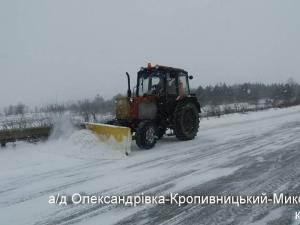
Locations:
1;94;121;121
194;79;300;106
1;80;300;118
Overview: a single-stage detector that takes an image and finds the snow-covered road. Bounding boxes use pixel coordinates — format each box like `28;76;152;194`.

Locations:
1;106;300;225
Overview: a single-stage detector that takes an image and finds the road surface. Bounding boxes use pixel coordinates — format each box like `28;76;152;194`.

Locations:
0;106;300;225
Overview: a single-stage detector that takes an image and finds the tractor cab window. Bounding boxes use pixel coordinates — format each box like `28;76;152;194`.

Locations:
166;73;177;95
178;74;189;96
151;76;161;88
138;76;150;96
138;72;164;96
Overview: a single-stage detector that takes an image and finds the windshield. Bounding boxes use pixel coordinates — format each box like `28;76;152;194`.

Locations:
138;72;162;96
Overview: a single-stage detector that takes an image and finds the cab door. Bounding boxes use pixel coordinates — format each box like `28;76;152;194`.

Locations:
177;72;190;96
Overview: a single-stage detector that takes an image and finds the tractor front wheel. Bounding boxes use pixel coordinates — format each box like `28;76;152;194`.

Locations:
136;121;157;149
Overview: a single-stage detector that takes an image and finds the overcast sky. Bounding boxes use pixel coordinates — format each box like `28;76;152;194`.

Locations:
1;0;300;107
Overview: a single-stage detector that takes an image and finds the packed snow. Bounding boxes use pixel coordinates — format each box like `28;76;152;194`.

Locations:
0;106;300;225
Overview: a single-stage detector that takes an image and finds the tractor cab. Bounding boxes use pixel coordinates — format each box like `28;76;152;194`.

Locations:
136;64;192;99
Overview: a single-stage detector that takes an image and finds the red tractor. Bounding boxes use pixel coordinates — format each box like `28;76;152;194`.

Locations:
108;64;201;149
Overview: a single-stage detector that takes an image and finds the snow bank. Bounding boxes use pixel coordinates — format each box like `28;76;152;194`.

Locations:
49;115;75;140
44;115;126;160
66;129;126;160
0;114;128;160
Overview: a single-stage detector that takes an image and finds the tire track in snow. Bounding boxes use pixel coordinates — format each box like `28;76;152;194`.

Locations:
115;141;300;225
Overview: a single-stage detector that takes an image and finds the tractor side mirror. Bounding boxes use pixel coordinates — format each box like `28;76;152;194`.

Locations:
189;75;193;80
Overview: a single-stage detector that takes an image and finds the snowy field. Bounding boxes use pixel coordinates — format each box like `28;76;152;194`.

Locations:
0;106;300;225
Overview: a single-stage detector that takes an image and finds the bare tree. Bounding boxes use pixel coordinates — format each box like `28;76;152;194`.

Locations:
15;103;26;115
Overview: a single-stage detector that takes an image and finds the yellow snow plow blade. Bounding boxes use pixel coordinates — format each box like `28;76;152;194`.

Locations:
85;123;131;155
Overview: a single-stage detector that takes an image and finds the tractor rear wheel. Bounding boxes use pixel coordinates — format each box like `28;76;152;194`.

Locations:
174;103;199;140
136;121;157;149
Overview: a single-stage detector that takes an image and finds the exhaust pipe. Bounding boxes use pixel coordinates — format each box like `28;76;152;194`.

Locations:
126;72;132;98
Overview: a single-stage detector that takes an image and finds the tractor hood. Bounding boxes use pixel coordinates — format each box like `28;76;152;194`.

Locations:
116;96;158;120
